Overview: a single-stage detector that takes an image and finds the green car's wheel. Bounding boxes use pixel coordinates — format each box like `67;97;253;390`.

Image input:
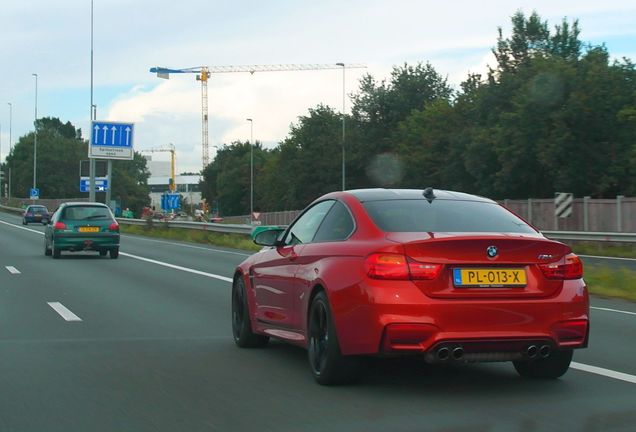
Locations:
110;248;119;259
52;242;61;259
44;240;52;256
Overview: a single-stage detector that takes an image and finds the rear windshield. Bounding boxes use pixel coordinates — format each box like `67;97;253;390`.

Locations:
30;207;48;213
363;199;535;233
61;206;112;221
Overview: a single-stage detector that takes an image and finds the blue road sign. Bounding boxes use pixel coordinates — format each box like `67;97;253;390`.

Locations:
80;179;109;193
90;121;135;160
161;193;180;211
29;188;40;200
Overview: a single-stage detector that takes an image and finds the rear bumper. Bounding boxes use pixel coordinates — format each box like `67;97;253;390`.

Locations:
331;279;589;356
53;234;120;251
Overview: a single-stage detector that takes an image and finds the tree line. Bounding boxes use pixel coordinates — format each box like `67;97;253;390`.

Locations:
2;117;150;215
201;11;636;216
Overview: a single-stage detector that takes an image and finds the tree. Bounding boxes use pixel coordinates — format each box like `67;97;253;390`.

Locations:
5;117;150;211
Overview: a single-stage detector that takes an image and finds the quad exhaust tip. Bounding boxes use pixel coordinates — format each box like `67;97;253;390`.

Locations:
539;345;551;358
452;347;464;361
437;347;450;361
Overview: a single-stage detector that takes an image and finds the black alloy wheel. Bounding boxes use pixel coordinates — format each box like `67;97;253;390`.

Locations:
513;349;573;379
110;248;119;259
231;276;269;348
307;291;360;385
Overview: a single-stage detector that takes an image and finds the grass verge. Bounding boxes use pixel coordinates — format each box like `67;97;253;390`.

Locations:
570;241;636;259
120;224;261;252
584;265;636;302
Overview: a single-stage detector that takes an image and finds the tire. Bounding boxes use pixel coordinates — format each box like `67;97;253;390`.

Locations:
22;219;27;225
513;349;573;379
307;291;360;385
232;276;269;348
99;250;107;257
44;240;52;256
52;242;61;259
110;248;119;259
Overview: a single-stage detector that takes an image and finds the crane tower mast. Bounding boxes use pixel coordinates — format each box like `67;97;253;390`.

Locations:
149;63;366;170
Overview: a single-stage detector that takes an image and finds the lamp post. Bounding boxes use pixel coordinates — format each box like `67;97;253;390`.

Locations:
336;62;345;191
246;118;253;224
7;102;12;199
89;0;96;202
32;73;38;193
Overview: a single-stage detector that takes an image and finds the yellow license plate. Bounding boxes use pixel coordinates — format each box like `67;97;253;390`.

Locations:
79;226;100;233
453;268;526;287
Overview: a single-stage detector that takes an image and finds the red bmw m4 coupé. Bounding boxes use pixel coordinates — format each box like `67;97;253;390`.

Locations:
232;189;589;385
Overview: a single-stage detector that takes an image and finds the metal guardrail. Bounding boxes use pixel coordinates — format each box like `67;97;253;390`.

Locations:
541;231;636;243
2;204;636;241
117;218;253;235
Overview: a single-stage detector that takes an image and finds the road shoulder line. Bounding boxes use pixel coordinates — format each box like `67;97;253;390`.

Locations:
571;362;636;385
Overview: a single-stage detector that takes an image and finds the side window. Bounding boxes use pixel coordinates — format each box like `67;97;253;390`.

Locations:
284;200;335;246
313;201;354;242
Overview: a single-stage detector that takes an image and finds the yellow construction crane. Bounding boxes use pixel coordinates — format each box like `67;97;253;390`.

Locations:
149;63;366;170
141;144;176;192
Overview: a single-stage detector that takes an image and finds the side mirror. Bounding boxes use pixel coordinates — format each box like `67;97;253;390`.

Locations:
252;226;286;246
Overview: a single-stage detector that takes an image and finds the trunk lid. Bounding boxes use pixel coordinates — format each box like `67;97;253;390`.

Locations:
388;232;571;299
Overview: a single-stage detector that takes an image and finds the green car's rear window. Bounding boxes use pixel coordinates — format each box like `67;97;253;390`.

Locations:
61;206;112;221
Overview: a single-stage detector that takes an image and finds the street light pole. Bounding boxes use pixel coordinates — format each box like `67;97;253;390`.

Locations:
7;102;12;199
32;73;38;193
246;118;253;224
89;0;96;202
336;63;345;191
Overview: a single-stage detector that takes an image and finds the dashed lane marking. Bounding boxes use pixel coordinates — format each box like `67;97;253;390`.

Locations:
5;266;21;274
47;302;82;322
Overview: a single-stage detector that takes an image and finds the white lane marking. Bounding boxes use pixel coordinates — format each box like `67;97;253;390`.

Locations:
580;254;636;262
591;306;636;316
0;220;45;235
121;234;251;257
120;252;233;283
571;362;636;385
5;266;21;274
47;302;82;322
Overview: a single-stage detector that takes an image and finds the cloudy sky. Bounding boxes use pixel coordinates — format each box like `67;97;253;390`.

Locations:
1;0;634;174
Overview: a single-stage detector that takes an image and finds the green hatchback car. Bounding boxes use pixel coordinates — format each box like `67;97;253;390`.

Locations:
44;202;120;259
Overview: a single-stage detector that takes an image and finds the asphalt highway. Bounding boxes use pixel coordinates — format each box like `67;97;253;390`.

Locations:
1;211;635;432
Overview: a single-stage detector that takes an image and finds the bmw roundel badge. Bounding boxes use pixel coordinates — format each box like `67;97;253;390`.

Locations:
486;246;498;258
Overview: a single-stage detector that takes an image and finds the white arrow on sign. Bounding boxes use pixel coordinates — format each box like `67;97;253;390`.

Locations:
93;125;100;143
111;126;117;145
125;126;131;146
102;125;108;144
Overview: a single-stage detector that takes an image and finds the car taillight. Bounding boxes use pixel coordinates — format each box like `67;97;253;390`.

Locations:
408;260;443;280
108;222;119;232
365;253;442;280
54;222;67;230
365;253;409;280
539;253;583;280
